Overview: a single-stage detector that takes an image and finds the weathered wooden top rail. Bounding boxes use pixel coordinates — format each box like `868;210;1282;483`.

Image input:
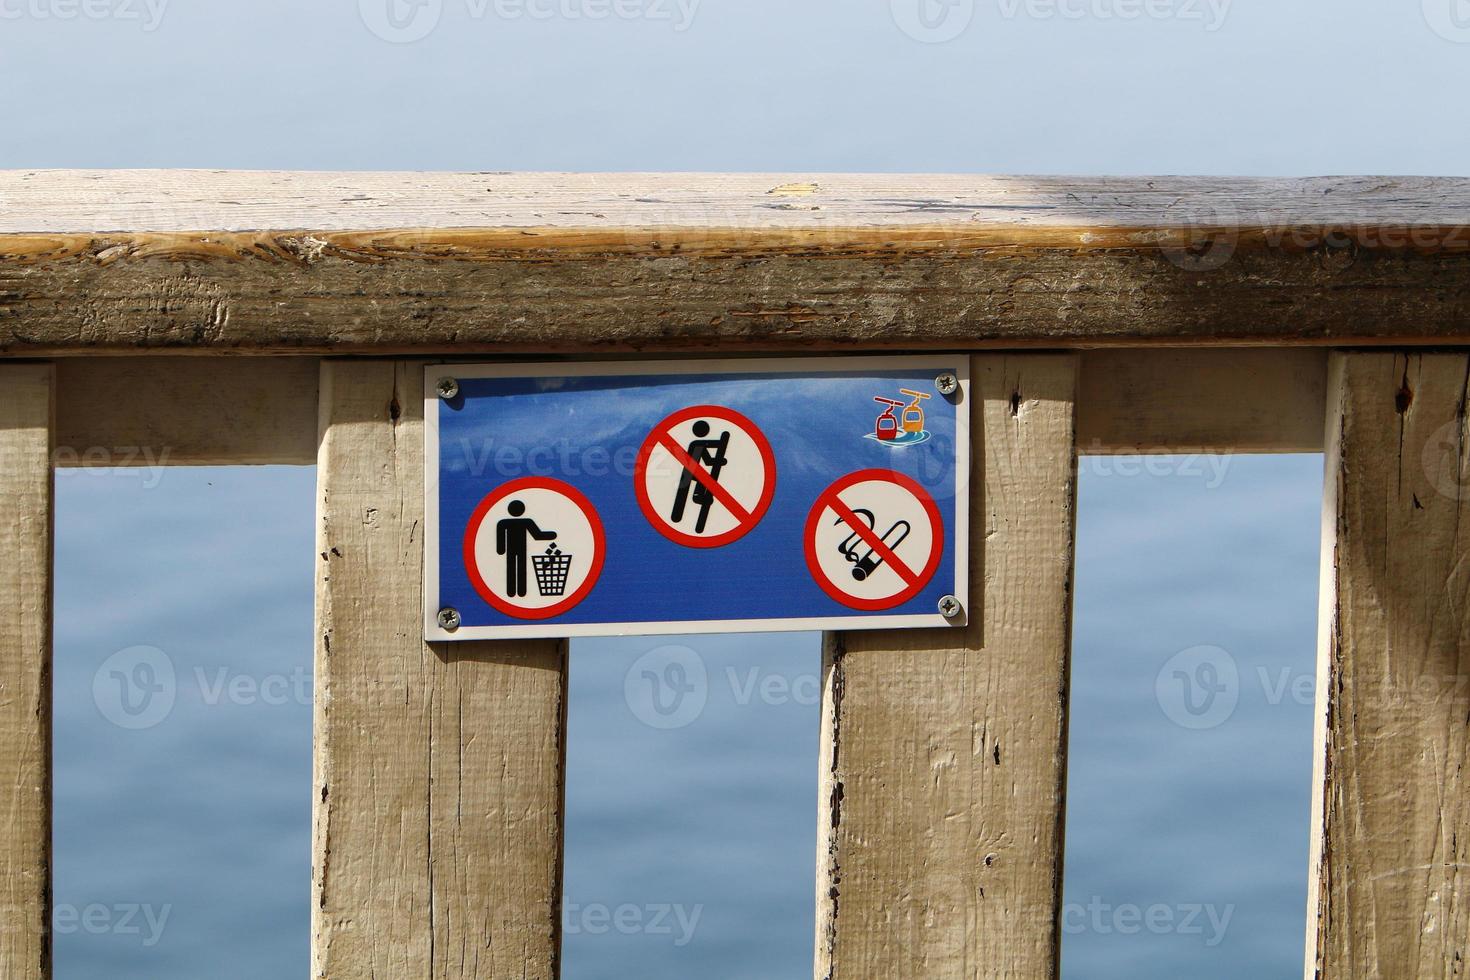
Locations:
2;171;1469;355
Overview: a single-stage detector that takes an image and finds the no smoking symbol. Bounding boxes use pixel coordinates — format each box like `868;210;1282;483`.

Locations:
805;469;944;611
635;405;777;548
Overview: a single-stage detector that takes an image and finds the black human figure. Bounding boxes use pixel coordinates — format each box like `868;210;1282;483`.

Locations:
496;500;557;598
671;420;732;534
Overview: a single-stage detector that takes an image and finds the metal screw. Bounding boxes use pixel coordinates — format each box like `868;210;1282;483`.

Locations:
938;595;963;619
436;377;460;400
437;607;462;631
935;372;960;397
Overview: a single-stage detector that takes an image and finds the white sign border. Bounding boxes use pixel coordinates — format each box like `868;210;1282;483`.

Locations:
423;355;971;641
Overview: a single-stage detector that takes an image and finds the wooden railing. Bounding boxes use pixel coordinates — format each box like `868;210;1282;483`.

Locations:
1;171;1466;979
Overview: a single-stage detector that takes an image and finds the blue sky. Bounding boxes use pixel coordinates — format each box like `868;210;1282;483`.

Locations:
14;0;1465;976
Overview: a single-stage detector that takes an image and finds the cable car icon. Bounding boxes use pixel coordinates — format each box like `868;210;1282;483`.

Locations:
898;389;930;433
868;389;932;447
835;509;912;580
873;397;905;441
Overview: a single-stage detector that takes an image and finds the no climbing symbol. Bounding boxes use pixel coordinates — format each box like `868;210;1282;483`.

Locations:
634;405;777;548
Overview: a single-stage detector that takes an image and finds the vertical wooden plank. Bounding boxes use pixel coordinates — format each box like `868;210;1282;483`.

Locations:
1309;351;1470;979
312;360;567;979
0;365;53;979
816;354;1078;979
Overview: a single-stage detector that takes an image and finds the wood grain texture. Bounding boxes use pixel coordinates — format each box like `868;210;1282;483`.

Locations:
1078;348;1327;454
817;354;1077;979
55;357;317;465
0;365;52;979
1309;352;1470;978
312;360;566;979
2;173;1470;353
7;172;1470;234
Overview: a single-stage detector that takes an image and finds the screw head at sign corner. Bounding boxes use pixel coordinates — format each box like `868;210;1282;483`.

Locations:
935;372;960;398
436;377;460;400
938;595;963;620
437;607;462;632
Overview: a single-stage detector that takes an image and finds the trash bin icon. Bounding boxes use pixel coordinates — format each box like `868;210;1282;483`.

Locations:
533;543;574;597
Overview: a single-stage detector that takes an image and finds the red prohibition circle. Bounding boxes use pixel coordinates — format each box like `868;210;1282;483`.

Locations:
463;476;606;621
634;404;777;549
804;469;944;611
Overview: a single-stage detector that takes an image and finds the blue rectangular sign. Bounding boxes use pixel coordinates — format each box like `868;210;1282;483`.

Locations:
424;356;969;640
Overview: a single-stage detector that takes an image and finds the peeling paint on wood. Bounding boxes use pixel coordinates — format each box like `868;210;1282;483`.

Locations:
817;354;1077;979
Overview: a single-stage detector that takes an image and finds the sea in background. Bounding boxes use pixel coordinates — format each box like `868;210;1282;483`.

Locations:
52;454;1320;977
1063;454;1321;978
